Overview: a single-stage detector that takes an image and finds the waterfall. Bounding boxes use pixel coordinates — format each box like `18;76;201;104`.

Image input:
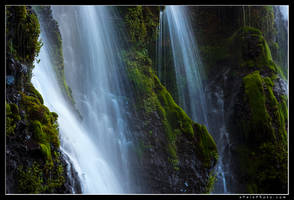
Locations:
32;6;135;194
159;6;229;193
164;6;208;127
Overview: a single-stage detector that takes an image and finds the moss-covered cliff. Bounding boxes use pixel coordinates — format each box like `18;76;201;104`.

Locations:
5;6;81;193
119;6;218;193
188;6;288;193
227;27;287;193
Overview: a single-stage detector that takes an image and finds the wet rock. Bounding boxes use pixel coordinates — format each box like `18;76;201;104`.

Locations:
6;75;15;85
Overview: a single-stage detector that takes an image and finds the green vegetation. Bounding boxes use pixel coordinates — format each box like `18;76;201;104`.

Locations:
263;77;288;144
17;152;65;193
124;6;160;49
25;82;44;104
229;27;277;74
15;90;65;193
194;123;218;168
122;46;217;172
21;92;60;150
6;6;42;65
205;171;217;193
6;102;20;136
15;90;64;193
242;71;274;143
239;69;288;193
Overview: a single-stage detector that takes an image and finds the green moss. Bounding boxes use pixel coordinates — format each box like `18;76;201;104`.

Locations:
276;65;287;80
31;120;46;142
17;155;65;193
6;102;22;136
240;26;263;35
242;71;275;142
206;171;217;193
263;77;288;144
239;141;287;193
42;125;60;148
157;85;194;137
123;47;217;173
194;123;218;168
124;6;147;45
6;103;16;136
228;27;277;74
123;6;159;48
264;39;273;61
21;92;52;124
243;71;268;123
17;163;44;193
238;72;288;193
25;82;44;104
280;95;288;123
263;76;274;87
21;91;60;162
31;120;52;162
6;6;42;65
39;143;52;162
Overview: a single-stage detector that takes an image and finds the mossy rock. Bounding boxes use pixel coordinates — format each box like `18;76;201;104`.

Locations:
6;103;17;136
242;70;275;144
21;92;51;124
6;6;42;65
236;70;288;193
228;26;277;74
17;155;65;193
193;123;218;168
25;82;44;104
21;91;60;162
122;47;218;174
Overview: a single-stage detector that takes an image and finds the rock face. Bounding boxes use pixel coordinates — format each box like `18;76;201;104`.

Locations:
6;6;81;194
192;7;288;193
122;51;218;193
225;28;288;193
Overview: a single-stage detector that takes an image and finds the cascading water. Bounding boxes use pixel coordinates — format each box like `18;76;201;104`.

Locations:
160;6;229;193
32;6;135;194
164;6;208;126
